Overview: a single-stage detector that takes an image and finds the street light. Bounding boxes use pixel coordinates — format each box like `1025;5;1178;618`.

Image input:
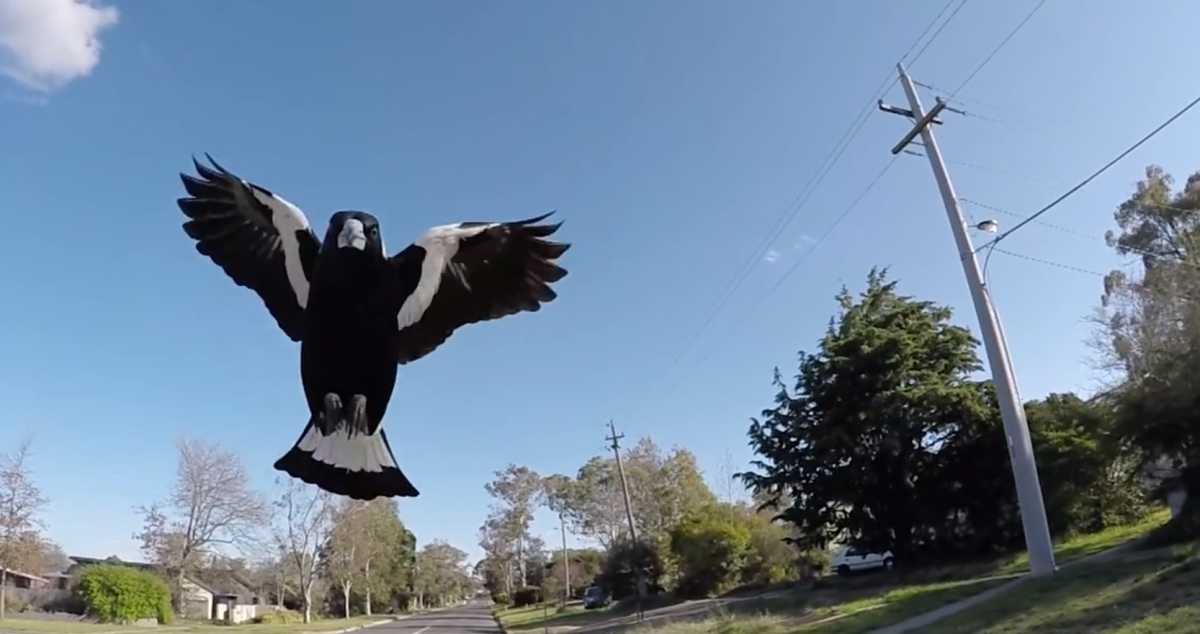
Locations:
976;219;999;234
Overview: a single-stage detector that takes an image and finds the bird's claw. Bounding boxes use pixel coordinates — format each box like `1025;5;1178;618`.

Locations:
323;393;343;428
348;395;367;428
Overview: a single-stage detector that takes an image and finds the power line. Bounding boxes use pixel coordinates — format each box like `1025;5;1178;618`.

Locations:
976;91;1200;253
653;157;899;404
960;198;1105;241
618;0;970;422
949;0;1049;97
909;0;972;66
990;247;1106;277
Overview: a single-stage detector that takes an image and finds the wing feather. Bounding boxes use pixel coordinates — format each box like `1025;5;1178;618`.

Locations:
389;213;570;364
176;154;322;342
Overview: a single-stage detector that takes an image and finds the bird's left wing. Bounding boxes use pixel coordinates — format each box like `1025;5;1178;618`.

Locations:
389;213;570;364
176;155;322;342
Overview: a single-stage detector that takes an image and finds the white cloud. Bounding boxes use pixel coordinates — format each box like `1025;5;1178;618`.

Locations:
0;0;119;93
764;249;782;264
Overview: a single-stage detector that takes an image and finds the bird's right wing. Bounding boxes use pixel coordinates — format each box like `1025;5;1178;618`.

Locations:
176;155;322;342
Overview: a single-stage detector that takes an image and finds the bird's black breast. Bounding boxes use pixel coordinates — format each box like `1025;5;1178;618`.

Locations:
299;252;399;421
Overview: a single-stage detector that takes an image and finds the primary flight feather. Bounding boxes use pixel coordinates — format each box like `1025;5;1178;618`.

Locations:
175;154;571;500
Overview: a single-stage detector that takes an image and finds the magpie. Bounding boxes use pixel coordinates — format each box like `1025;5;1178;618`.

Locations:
174;155;570;500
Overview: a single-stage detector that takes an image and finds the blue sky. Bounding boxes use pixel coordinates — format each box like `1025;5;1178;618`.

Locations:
2;0;1199;565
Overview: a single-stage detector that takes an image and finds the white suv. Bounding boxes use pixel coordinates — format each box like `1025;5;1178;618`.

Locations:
830;546;894;576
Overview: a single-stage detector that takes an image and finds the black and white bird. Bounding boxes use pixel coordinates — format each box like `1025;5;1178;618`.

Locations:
175;155;570;500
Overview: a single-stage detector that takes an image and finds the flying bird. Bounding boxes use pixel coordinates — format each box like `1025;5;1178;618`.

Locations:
175;155;570;500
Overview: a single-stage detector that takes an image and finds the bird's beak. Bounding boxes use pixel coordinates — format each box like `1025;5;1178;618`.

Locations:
337;219;367;250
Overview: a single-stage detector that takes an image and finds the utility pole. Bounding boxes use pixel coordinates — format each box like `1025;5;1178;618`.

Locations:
558;517;571;603
606;421;645;619
606;420;639;541
881;62;1057;577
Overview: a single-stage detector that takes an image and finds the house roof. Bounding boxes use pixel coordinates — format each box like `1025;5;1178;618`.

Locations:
2;567;48;583
62;555;255;597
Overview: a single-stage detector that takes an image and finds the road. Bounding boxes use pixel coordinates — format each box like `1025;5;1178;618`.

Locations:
372;602;502;634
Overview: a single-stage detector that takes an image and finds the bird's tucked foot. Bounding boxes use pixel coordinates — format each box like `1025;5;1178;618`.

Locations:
323;393;344;428
348;395;368;428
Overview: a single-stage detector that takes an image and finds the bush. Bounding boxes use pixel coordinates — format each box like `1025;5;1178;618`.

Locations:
511;587;541;608
490;591;509;606
76;565;173;625
597;538;665;601
669;510;752;598
253;610;303;624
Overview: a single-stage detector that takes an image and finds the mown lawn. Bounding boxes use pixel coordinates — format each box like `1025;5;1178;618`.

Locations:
501;510;1170;634
494;603;595;630
0;615;390;634
921;543;1200;633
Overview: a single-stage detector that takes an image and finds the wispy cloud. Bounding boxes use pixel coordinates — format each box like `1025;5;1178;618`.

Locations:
764;249;782;264
0;0;119;94
793;234;816;250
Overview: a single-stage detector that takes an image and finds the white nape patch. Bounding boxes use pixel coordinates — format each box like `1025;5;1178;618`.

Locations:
338;218;367;250
297;425;394;473
396;223;493;331
251;187;313;308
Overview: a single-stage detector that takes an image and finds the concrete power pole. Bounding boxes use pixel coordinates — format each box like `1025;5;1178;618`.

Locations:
559;515;571;603
881;62;1057;577
606;421;646;618
606;420;639;541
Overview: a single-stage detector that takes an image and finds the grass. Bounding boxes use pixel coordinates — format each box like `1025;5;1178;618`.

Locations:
0;615;389;634
498;510;1171;634
495;602;596;630
920;543;1200;633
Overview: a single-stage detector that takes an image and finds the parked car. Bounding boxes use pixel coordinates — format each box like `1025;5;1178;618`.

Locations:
830;545;894;576
582;586;610;609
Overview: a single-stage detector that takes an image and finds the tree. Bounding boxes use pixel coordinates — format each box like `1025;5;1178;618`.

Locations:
1091;164;1200;537
562;457;627;549
713;449;744;506
413;541;471;608
134;437;268;610
322;498;410;617
325;500;367;618
484;465;542;586
272;478;336;624
623;438;716;542
739;269;1012;561
668;505;751;598
0;437;49;619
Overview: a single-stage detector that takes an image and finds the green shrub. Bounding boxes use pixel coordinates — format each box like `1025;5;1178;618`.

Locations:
511;587;541;607
76;564;174;625
490;591;509;605
253;610;303;624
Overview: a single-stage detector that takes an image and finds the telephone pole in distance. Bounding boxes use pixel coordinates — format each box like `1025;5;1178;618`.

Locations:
606;421;646;617
879;62;1057;577
606;420;639;541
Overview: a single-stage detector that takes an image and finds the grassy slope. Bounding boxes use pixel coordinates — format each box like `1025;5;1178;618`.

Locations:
497;509;1171;634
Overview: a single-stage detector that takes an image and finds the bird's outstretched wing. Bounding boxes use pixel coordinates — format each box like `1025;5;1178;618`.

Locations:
176;154;322;342
389;212;570;364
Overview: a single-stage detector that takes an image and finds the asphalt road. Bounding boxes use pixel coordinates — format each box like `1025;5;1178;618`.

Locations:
372;602;502;634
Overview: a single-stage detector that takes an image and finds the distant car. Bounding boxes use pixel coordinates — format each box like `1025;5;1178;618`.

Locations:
582;586;610;609
830;545;894;576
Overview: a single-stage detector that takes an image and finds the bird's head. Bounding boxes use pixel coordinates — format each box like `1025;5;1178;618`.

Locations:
324;211;386;258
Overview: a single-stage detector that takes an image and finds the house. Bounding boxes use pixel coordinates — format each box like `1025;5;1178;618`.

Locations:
0;567;51;590
180;568;263;622
61;556;270;623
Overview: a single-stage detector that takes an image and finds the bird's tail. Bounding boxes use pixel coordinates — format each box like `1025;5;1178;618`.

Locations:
273;406;419;500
